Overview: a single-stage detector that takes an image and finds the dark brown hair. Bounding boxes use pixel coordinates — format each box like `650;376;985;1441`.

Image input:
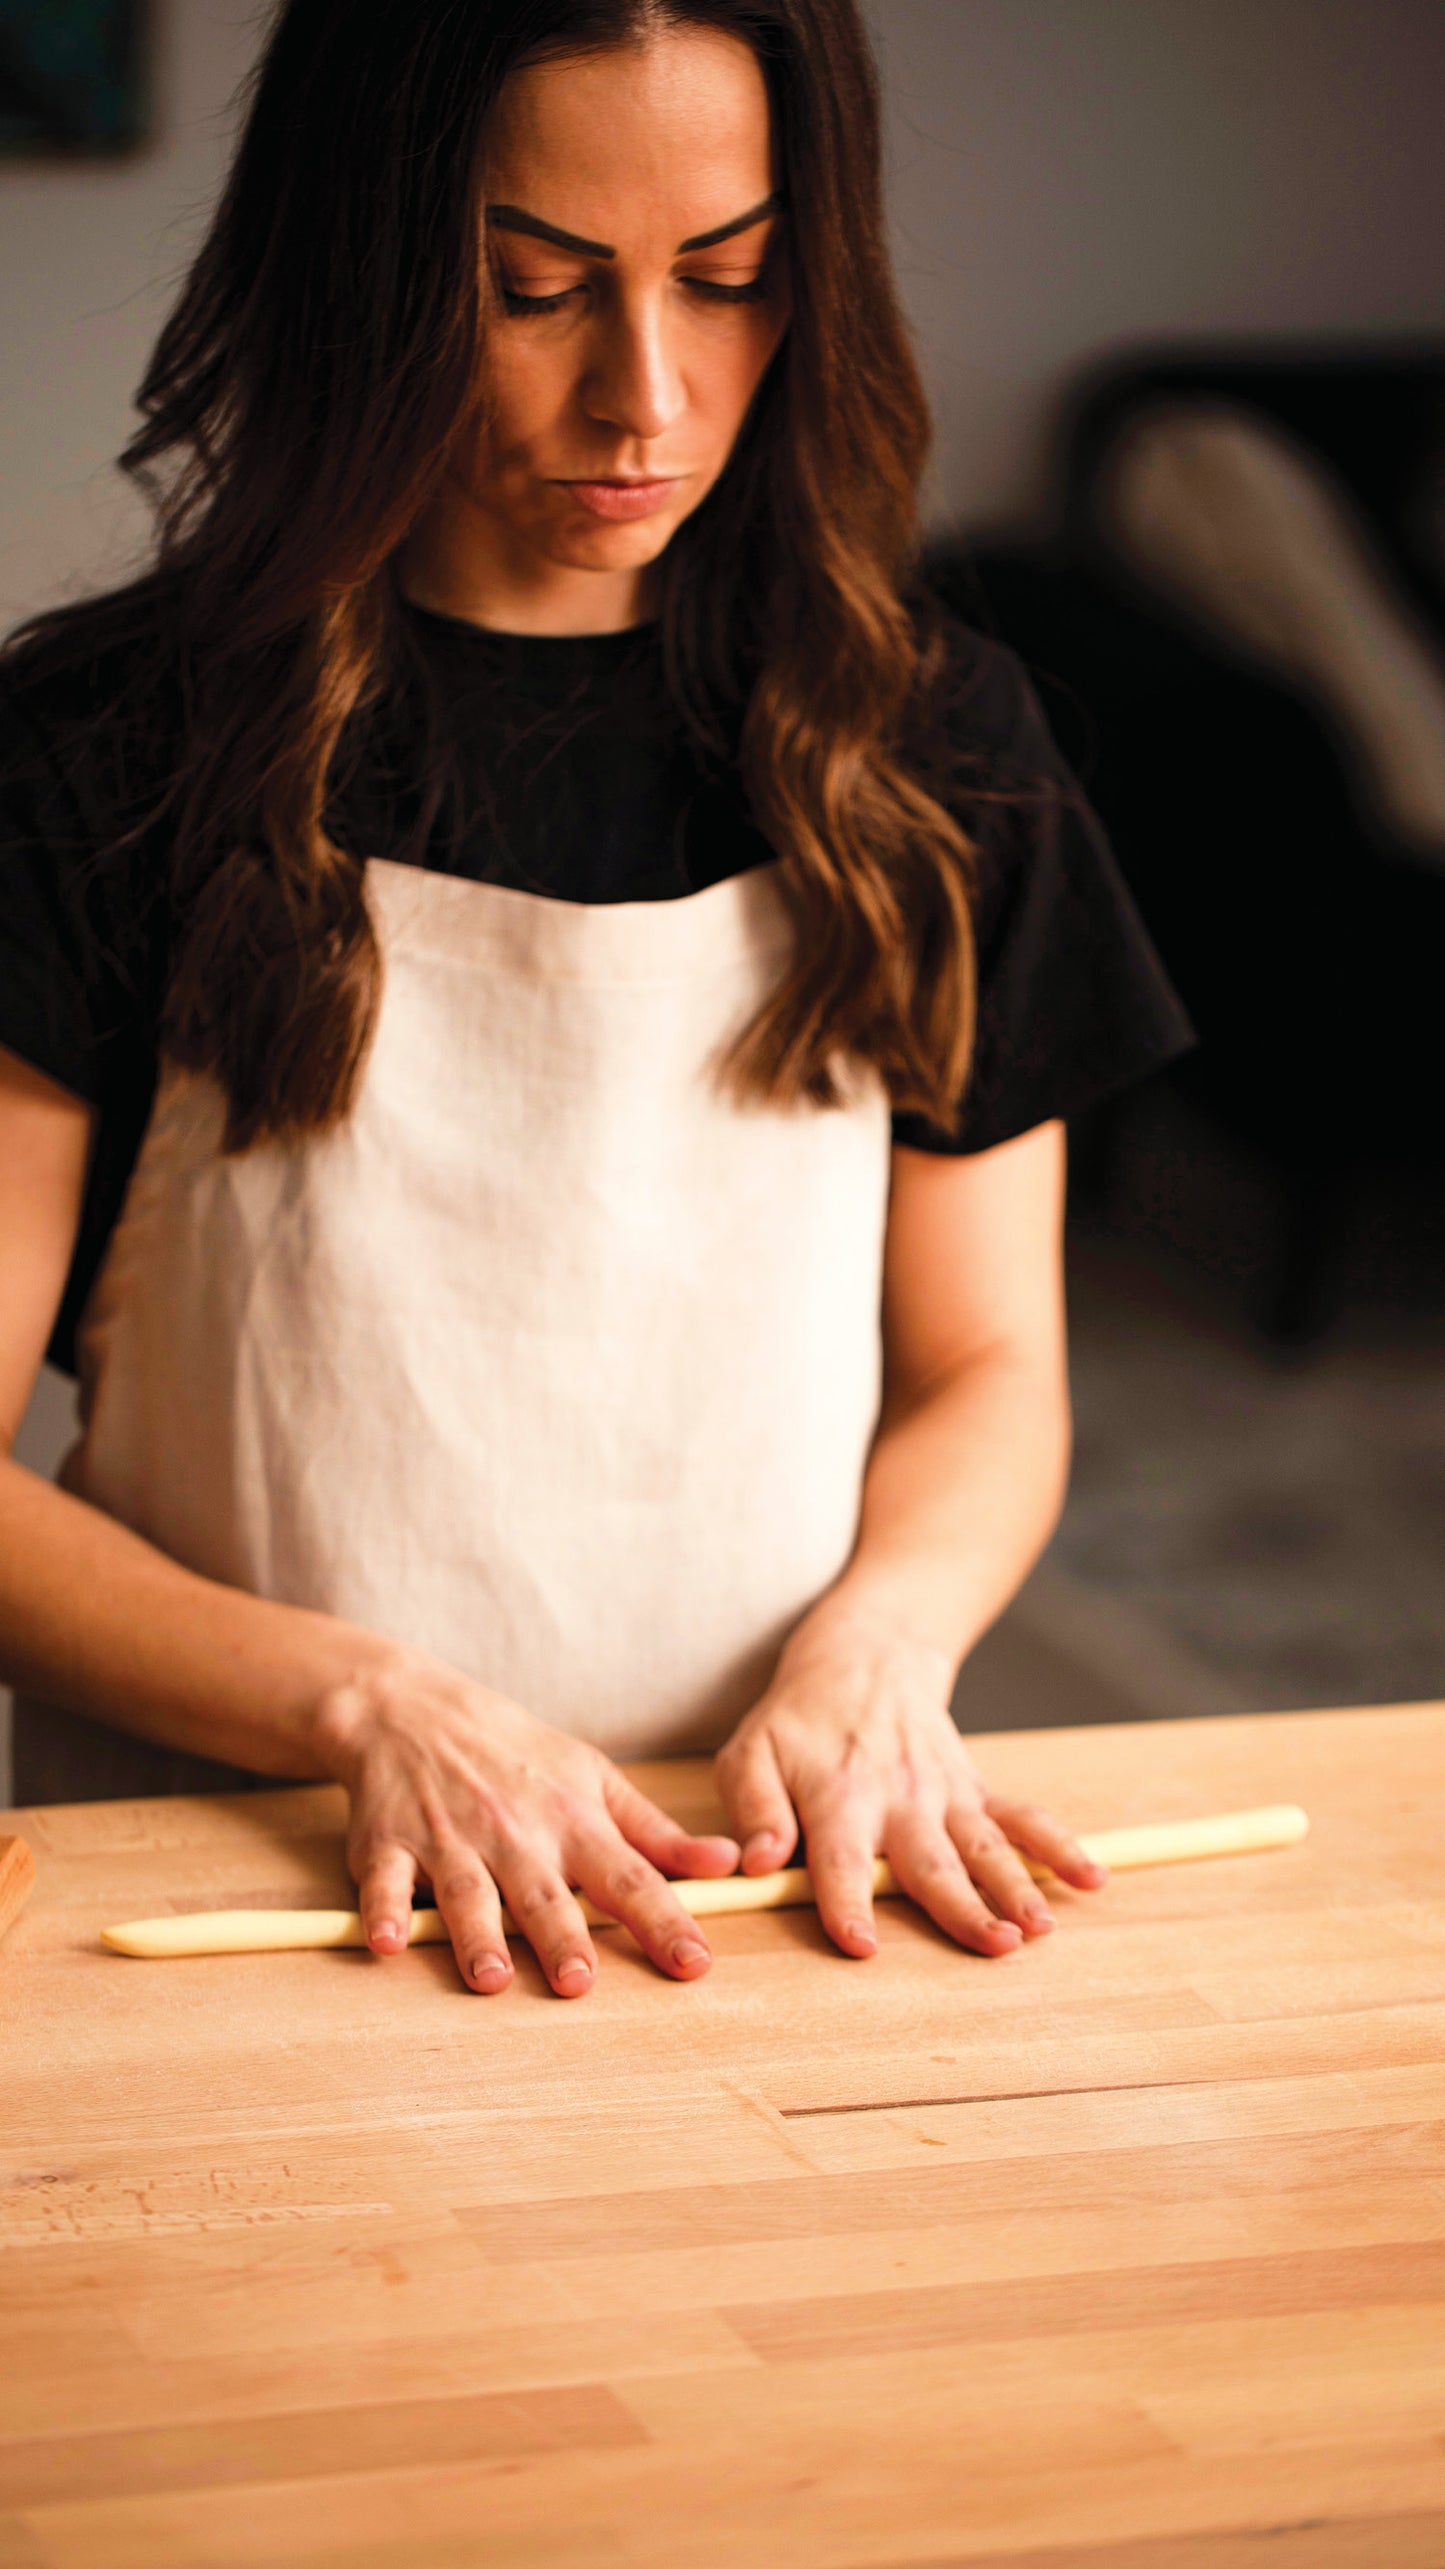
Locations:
7;0;977;1148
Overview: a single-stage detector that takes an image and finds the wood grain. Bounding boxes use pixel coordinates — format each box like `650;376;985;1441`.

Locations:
0;2385;645;2508
0;1833;36;1943
2;1703;1442;2567
727;2239;1445;2361
844;2519;1445;2569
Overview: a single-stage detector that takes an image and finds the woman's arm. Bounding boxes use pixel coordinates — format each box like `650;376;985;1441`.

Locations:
0;1046;737;1992
831;1117;1073;1663
0;1048;408;1774
715;1120;1106;1953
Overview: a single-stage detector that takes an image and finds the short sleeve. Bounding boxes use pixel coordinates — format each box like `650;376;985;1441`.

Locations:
890;622;1193;1156
0;659;168;1372
0;678;118;1103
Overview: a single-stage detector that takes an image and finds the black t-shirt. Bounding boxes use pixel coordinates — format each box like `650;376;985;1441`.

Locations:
0;601;1191;1372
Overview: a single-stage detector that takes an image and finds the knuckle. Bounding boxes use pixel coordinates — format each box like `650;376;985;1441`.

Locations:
512;1875;569;1926
962;1820;1008;1862
807;1845;856;1885
354;1839;406;1880
718;1715;768;1766
436;1864;490;1906
927;1847;983;1899
600;1856;657;1906
912;1845;965;1886
350;1822;402;1869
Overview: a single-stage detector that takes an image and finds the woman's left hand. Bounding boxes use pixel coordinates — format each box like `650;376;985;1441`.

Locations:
714;1605;1108;1958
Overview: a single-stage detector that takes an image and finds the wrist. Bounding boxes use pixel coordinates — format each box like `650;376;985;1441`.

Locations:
306;1632;429;1783
782;1587;957;1693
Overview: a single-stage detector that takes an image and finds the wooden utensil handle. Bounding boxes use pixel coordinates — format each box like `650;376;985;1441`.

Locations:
101;1803;1309;1957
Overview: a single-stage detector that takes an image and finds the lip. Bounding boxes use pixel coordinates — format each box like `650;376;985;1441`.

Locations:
557;478;685;522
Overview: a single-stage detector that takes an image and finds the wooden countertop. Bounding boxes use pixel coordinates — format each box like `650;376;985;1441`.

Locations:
3;1703;1444;2568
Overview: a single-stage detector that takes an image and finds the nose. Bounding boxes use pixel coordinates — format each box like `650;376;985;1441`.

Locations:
582;292;686;445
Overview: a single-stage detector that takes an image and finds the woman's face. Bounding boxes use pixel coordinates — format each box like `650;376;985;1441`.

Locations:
429;27;788;619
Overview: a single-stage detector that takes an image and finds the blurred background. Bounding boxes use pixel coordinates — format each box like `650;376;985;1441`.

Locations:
3;0;1444;1791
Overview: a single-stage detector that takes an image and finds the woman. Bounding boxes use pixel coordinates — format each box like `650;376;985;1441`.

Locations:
0;0;1189;1997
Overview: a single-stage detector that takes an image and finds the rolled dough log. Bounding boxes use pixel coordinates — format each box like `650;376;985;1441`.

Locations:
102;1803;1308;1957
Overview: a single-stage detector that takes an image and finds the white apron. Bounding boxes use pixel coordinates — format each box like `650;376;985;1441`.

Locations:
29;858;892;1794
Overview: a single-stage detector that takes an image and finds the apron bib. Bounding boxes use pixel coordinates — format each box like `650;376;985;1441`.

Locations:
19;859;892;1799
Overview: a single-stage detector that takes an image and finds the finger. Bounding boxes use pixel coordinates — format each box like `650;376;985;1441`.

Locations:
946;1805;1054;1939
987;1794;1109;1892
715;1728;798;1874
428;1848;514;1995
492;1853;598;1999
603;1771;739;1880
356;1844;418;1956
890;1809;1023;1957
802;1801;885;1958
577;1831;713;1981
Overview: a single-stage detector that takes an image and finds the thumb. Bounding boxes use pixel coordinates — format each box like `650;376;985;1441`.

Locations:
717;1725;798;1874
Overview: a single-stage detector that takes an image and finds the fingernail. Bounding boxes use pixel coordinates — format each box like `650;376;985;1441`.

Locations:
555;1958;592;1991
371;1921;401;1948
990;1920;1023;1946
471;1954;510;1991
1026;1908;1055;1933
671;1938;710;1972
846;1921;878;1954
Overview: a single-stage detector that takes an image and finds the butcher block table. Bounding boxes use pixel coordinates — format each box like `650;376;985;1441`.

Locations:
3;1703;1444;2569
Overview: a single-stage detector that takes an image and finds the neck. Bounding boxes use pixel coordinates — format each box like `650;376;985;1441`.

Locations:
398;476;656;637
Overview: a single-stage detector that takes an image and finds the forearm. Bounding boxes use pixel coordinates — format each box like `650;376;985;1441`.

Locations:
810;1340;1071;1670
0;1455;395;1777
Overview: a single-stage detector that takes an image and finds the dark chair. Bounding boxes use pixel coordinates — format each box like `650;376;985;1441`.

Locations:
927;341;1445;1341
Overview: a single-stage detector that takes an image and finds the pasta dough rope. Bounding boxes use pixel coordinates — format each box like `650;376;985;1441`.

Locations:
101;1803;1309;1956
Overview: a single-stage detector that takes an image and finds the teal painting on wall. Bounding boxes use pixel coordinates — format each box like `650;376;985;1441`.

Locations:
0;0;147;155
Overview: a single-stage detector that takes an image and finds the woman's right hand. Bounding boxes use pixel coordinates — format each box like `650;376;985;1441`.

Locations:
313;1652;740;1998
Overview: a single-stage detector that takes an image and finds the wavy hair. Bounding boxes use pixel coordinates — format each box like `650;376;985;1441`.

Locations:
7;0;977;1148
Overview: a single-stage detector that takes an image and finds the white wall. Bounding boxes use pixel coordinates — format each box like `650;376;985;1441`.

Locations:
871;0;1445;530
0;4;268;634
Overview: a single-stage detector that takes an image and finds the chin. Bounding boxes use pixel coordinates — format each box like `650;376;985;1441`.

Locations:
545;519;684;573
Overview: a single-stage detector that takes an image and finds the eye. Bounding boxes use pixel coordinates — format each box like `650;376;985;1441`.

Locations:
680;275;770;306
498;282;582;316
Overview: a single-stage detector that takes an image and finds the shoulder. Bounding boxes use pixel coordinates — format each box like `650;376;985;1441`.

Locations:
0;581;187;836
905;601;1069;805
901;603;1091;946
0;590;181;1083
894;607;1194;1154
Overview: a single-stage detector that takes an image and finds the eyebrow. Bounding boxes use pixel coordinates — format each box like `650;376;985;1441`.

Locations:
485;193;781;260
